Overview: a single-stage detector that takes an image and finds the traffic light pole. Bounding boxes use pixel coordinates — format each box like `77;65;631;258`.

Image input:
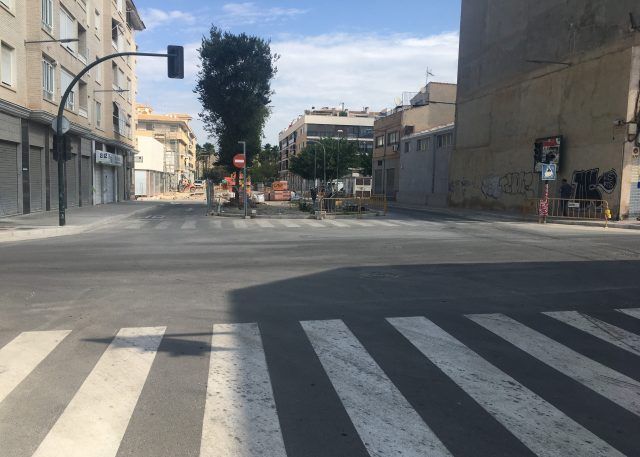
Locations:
56;50;177;226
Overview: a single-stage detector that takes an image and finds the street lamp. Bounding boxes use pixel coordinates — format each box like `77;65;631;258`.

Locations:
307;139;326;187
337;129;346;191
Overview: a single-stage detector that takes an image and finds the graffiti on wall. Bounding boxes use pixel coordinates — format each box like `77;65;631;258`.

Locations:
481;171;536;200
572;168;618;201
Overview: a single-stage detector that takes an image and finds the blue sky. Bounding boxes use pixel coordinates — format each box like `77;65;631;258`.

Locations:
133;0;462;145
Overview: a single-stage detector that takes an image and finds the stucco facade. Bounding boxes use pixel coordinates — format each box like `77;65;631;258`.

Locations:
450;0;640;219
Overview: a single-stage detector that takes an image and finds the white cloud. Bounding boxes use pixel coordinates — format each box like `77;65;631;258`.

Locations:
221;3;307;25
139;8;195;31
135;31;460;146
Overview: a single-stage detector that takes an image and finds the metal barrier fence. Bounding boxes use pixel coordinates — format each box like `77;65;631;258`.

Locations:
525;198;612;223
319;195;387;217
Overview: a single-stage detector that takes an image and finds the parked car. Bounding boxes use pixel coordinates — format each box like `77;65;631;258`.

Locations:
193;180;204;188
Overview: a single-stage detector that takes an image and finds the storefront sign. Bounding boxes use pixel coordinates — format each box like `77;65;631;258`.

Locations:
96;151;123;167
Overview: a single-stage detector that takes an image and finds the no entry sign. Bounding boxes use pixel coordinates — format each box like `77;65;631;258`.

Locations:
233;154;246;169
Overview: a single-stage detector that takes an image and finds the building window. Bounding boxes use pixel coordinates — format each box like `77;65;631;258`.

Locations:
111;62;119;90
145;123;154;131
60;68;75;110
95;100;102;127
78;81;88;117
1;43;15;86
77;24;88;62
375;135;384;148
111;19;121;51
387;131;399;145
59;8;77;53
404;142;410;153
42;55;55;101
42;0;53;32
437;133;454;148
135;155;143;163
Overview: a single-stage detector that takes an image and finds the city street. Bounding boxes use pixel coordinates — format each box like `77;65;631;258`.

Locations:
1;202;639;456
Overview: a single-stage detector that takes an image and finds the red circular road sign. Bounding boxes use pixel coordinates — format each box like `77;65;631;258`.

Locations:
233;154;246;169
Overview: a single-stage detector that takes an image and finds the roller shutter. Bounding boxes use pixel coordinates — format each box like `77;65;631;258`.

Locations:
0;140;19;216
29;146;43;212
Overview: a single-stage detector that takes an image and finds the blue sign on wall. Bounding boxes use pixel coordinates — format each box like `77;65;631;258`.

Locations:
541;164;557;181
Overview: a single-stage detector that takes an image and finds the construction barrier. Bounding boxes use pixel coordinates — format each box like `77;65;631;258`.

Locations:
319;195;387;217
525;198;612;223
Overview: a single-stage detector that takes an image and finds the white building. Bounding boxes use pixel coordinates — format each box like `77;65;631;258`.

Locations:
134;136;166;197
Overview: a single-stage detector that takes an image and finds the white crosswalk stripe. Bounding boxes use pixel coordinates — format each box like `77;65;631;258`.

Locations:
154;221;171;230
200;323;286;457
232;219;248;229
255;219;275;228
388;316;623;457
392;220;421;226
545;310;640;356
469;313;640;417
280;220;301;228
349;220;376;227
5;309;640;456
324;219;350;227
300;219;325;228
180;220;197;230
368;220;400;227
302;319;452;457
32;327;165;457
208;219;222;229
0;330;71;404
618;307;640;320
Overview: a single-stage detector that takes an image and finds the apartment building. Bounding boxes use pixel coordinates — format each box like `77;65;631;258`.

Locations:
450;1;640;218
372;82;456;200
278;106;378;190
135;104;197;189
0;0;144;216
134;135;165;197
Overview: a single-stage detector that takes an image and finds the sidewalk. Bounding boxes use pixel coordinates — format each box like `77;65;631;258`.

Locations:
387;202;640;230
0;202;160;243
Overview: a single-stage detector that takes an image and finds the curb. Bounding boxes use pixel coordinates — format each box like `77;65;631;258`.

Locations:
0;204;159;244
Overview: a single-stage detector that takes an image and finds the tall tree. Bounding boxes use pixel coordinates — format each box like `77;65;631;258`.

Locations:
250;143;280;184
195;26;278;204
196;142;217;178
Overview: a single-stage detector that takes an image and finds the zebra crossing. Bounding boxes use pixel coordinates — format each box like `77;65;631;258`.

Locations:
122;217;426;232
1;308;639;456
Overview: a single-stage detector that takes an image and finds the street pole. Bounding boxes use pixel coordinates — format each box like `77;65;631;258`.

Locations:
239;141;248;219
314;144;317;186
55;50;177;226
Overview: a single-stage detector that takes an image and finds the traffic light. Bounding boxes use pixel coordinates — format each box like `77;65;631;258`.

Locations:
167;45;184;79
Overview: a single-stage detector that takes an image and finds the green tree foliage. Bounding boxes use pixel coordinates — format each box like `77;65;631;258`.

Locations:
195;27;278;174
289;138;369;182
203;165;227;183
250;143;280;184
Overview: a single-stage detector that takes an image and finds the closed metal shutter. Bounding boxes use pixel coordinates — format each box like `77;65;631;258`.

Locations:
49;148;58;210
93;164;102;204
630;155;640;218
104;167;115;203
66;154;77;207
81;156;91;206
29;146;43;212
0;140;19;216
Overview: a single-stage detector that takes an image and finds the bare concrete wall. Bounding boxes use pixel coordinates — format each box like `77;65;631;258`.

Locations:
451;0;640;216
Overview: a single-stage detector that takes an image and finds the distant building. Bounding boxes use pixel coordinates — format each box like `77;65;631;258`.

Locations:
0;0;144;215
398;124;454;207
450;0;640;218
278;106;378;191
134;136;166;197
135;104;197;189
372;82;456;200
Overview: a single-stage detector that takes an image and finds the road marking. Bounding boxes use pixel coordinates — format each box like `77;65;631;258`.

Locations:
469;313;640;417
301;319;452;457
0;330;71;405
392;220;421;226
618;308;640;320
124;222;145;230
180;220;197;230
280;220;301;228
368;220;400;227
325;219;350;228
350;220;376;227
155;221;171;230
233;220;248;229
200;323;286;457
32;327;165;457
208;219;222;229
388;316;623;457
255;219;275;228
300;219;325;228
545;311;640;356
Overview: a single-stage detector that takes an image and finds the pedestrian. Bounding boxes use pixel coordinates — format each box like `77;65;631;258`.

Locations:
559;178;573;216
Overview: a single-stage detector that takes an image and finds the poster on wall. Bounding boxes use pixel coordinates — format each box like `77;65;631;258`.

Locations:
534;136;562;172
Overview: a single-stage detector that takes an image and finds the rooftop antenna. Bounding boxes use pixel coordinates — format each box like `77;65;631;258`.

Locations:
426;67;435;87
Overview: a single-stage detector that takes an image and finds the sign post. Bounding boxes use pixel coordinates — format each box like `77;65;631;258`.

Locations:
540;163;557;223
234;147;248;219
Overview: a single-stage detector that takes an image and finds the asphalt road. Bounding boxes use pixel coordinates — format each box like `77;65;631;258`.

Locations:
1;201;640;457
